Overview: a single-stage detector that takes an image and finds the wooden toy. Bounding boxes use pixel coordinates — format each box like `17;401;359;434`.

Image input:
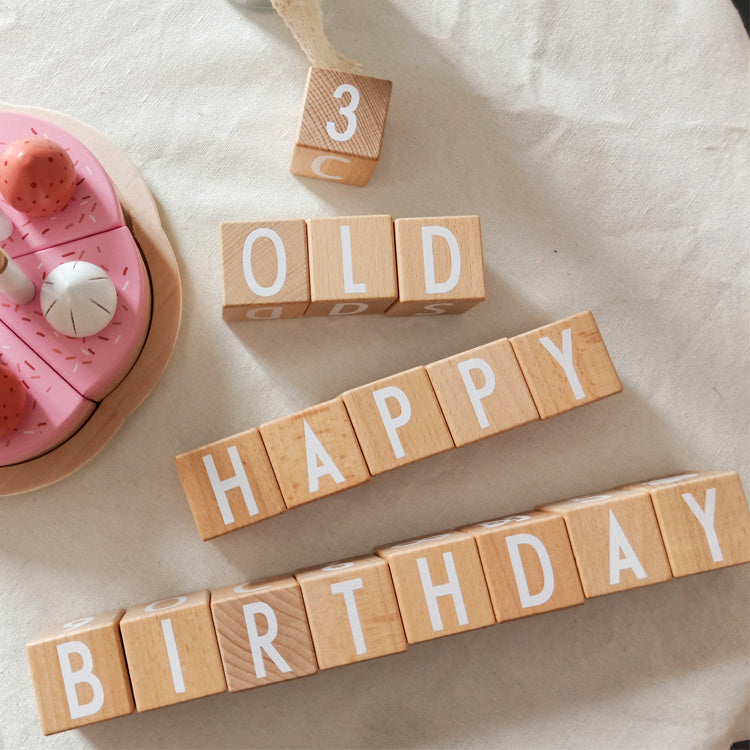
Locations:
510;311;621;418
211;575;318;692
221;220;310;321
386;216;486;316
376;531;495;643
174;427;287;541
637;471;750;577
119;592;227;712
459;512;585;621
537;488;673;597
295;555;407;669
426;338;539;447
290;67;393;187
342;366;454;476
0;105;181;494
305;214;397;315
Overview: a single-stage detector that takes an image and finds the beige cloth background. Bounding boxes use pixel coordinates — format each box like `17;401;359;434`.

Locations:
1;1;748;748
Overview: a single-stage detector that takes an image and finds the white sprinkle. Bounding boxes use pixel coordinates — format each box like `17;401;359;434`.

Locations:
86;165;93;175
89;215;96;223
114;335;121;344
24;430;36;435
79;201;88;206
122;280;129;291
73;363;79;372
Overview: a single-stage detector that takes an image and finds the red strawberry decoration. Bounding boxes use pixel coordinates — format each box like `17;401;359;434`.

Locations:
0;364;26;439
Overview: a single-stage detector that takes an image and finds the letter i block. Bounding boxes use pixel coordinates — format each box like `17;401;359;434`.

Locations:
221;220;310;321
305;215;398;316
259;398;371;509
26;610;134;735
637;471;750;577
375;531;495;644
537;488;673;597
295;555;407;669
386;216;485;316
426;338;539;447
290;67;393;187
459;512;585;621
211;575;318;692
342;366;455;475
119;592;227;712
175;428;287;540
510;311;622;418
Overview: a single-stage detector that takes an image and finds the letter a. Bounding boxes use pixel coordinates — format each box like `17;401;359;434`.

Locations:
304;420;346;493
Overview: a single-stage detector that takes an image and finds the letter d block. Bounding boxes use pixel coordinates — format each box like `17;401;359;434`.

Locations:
221;220;310;321
376;532;495;644
290;67;393;187
26;610;134;735
386;216;485;316
119;592;227;712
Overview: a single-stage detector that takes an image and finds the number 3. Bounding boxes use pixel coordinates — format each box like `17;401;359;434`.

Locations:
326;83;360;142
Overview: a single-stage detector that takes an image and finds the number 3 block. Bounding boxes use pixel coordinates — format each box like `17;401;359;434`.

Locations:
290;67;393;187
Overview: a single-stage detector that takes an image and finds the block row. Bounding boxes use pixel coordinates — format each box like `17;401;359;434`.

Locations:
221;214;485;320
176;311;622;540
27;470;750;735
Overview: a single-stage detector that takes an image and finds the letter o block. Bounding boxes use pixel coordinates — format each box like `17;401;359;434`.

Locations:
290;67;393;187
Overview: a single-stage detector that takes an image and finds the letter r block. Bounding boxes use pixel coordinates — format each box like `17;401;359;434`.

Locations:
26;610;134;735
221;220;310;321
290;67;393;187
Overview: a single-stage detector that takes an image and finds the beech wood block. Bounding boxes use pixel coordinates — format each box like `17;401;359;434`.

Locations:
342;366;454;476
510;311;622;418
175;428;286;540
537;488;673;597
637;471;750;577
259;398;370;509
426;338;540;447
26;610;134;735
295;555;407;669
459;512;585;621
221;220;310;321
376;531;495;643
119;591;227;712
290;67;392;187
386;216;485;316
211;575;318;692
304;215;398;316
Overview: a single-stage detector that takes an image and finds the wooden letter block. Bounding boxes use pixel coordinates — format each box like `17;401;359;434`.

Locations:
459;512;585;621
259;398;370;509
175;428;286;540
386;215;485;316
376;531;495;643
222;220;309;320
509;311;622;418
295;555;407;669
211;575;318;692
426;338;539;447
290;67;393;187
342;366;454;476
638;471;750;577
26;610;134;735
305;215;398;316
537;488;673;597
119;591;227;712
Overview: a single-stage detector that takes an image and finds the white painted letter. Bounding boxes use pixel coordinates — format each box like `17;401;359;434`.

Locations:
539;328;585;400
243;601;292;678
160;619;186;693
304;420;345;493
457;357;496;429
609;510;647;584
416;552;468;632
330;578;367;654
243;228;286;297
246;306;283;320
372;386;412;459
56;641;105;720
328;302;369;316
340;225;366;293
311;154;350;181
505;533;555;608
681;488;723;562
422;226;461;294
413;302;455;316
202;446;258;525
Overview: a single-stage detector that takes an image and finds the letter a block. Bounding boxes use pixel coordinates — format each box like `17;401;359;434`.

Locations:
290;67;393;187
537;489;673;597
510;311;622;418
376;532;495;643
211;575;318;692
295;556;407;669
26;610;134;735
119;592;227;712
386;216;485;316
638;471;750;577
221;220;310;321
175;428;287;540
460;512;585;621
259;398;371;508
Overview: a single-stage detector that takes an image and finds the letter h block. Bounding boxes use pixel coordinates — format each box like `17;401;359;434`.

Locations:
26;610;134;735
290;67;393;187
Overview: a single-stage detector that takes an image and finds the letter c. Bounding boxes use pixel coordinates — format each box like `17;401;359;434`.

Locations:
311;154;351;181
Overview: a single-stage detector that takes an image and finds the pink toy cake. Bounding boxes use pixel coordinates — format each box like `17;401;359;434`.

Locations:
0;112;151;466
